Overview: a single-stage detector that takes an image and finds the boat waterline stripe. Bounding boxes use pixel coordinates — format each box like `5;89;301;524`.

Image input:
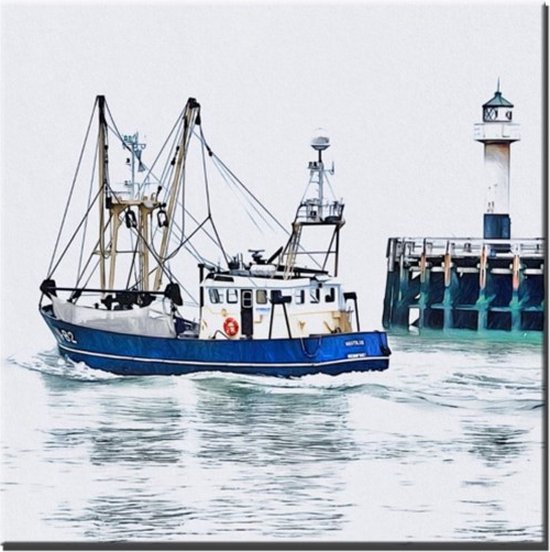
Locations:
58;343;389;369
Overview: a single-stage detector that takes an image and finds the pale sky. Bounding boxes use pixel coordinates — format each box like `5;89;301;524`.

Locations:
0;1;544;351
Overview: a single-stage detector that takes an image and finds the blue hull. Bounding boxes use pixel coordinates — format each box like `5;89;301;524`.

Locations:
40;306;391;377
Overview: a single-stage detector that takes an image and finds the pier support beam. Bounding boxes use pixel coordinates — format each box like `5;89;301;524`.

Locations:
510;252;522;332
382;237;544;334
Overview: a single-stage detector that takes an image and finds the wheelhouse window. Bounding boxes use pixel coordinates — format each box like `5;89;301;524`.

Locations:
309;288;320;304
256;289;267;304
242;290;253;308
209;288;223;304
227;288;238;304
325;287;336;303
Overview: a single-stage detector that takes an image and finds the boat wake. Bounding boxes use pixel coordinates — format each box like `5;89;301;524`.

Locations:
7;349;126;382
185;366;390;391
7;342;542;417
8;348;388;388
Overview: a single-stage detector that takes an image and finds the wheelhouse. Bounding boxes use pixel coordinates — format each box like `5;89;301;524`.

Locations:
199;267;353;340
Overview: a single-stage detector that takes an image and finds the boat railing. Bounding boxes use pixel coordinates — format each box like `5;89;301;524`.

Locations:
295;198;344;223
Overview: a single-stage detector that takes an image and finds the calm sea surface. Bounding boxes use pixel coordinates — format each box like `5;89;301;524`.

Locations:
1;334;544;543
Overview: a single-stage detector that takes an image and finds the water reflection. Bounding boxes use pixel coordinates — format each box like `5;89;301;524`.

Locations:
456;521;543;541
5;343;542;542
90;398;184;465
189;377;355;537
193;377;360;465
463;422;528;466
53;494;195;541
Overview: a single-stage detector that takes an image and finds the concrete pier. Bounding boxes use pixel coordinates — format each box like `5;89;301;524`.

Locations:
382;237;544;332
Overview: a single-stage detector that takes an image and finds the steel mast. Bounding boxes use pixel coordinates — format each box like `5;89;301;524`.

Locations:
153;97;201;291
281;130;345;278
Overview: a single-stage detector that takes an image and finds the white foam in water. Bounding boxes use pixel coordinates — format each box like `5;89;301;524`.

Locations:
187;370;388;396
8;349;126;382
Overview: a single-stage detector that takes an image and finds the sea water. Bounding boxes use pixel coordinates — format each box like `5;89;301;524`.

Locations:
0;335;544;543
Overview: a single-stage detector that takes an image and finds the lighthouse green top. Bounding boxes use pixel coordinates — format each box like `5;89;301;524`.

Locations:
483;90;514;108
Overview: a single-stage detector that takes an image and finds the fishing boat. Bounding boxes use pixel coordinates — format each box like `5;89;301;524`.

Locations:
39;96;391;376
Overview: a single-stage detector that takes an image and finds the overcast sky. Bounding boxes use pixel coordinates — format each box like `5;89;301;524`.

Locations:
0;1;544;351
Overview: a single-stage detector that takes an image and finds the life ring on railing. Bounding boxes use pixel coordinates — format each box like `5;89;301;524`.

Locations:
223;317;239;337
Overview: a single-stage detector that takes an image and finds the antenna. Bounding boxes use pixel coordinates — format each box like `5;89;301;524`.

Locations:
122;132;147;198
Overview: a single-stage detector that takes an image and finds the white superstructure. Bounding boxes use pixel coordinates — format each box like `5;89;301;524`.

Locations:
199;270;352;340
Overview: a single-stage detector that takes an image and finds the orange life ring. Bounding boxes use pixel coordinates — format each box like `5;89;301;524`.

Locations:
223;317;239;337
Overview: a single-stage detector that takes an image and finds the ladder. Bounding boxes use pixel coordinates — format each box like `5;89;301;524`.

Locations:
283;223;303;280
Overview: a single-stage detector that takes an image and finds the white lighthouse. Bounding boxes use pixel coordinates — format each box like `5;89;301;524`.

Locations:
474;81;520;239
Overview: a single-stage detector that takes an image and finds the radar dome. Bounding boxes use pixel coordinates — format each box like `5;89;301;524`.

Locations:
311;128;330;151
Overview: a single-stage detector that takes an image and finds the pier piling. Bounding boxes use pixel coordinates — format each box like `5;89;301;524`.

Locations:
382;237;544;333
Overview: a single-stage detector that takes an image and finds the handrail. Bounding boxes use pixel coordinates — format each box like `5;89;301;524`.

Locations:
388;236;544;259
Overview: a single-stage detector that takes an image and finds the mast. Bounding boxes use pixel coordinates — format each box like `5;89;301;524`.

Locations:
108;207;122;290
153;97;201;291
97;95;109;291
281;130;344;278
140;203;150;290
98;96;157;293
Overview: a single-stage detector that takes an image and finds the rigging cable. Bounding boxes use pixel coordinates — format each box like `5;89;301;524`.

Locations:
104;101;186;194
102;105;193;292
197;130;321;269
47;97;98;277
198;125;230;265
125;229;141;290
148;122;231;268
161;259;198;307
210;156;268;233
152;215;211;264
194;129;276;231
163;211;217;267
75;237;100;288
47;186;103;279
103;104;180;291
178;201;223;251
143;119;183;274
200;136;290;236
76;139;99;281
125;221;195;303
81;257;101;290
75;213;113;285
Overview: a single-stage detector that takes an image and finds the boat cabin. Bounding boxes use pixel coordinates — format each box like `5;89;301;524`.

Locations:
199;265;353;340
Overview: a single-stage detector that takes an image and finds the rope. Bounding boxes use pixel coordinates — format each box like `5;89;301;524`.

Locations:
210;152;280;233
196;129;322;269
198;126;230;265
75;240;98;288
47;186;103;279
77;139;99;280
123;217;198;306
156;216;211;262
47;97;98;276
211;156;269;233
193;129;287;233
